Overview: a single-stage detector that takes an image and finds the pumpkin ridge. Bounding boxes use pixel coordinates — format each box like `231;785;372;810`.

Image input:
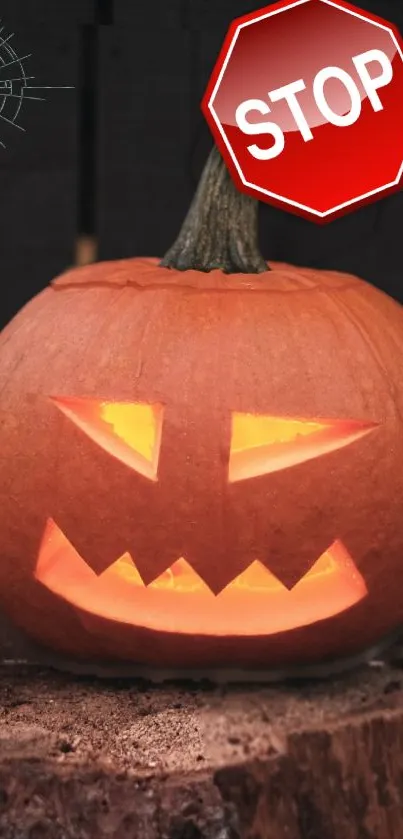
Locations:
51;278;362;295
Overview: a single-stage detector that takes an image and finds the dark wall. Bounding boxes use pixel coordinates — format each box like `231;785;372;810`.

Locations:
0;0;402;331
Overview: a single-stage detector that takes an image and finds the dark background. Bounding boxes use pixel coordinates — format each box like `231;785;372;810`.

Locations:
0;0;401;330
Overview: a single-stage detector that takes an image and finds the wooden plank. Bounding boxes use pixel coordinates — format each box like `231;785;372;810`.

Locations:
0;20;80;329
257;200;389;285
351;0;403;29
186;31;221;192
361;192;403;304
0;0;94;26
188;0;270;31
96;27;193;261
189;0;403;30
112;0;184;28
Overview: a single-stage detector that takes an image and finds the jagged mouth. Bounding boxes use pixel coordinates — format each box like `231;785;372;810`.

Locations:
35;520;368;637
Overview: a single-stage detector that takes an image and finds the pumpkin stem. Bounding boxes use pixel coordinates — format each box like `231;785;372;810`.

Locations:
160;146;269;274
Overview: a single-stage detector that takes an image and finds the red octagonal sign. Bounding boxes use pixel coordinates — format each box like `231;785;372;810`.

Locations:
201;0;403;222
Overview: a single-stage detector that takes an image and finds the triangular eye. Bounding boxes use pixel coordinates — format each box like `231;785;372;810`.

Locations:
51;397;164;481
229;413;378;482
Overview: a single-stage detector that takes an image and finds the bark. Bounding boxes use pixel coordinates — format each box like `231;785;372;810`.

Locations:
1;648;403;839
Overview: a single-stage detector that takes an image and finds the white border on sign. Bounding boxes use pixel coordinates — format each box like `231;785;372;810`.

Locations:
207;0;403;218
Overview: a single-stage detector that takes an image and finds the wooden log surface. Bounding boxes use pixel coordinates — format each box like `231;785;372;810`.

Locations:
1;644;403;839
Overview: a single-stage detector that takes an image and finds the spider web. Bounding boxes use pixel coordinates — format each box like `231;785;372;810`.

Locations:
0;20;73;148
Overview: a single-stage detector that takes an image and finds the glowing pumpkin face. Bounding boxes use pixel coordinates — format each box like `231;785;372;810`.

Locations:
36;405;372;637
0;254;403;674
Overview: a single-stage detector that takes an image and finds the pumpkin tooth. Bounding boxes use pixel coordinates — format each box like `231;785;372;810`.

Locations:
149;558;214;594
217;543;367;597
97;554;145;587
220;560;287;594
35;519;97;591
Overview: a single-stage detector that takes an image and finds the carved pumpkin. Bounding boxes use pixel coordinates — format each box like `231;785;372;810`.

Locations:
0;148;403;676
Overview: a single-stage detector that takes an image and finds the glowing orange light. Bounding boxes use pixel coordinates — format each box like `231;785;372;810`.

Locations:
51;398;163;480
35;520;367;637
229;413;378;481
51;399;378;486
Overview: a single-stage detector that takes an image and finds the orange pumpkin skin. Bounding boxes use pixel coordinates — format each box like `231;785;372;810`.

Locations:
0;254;403;673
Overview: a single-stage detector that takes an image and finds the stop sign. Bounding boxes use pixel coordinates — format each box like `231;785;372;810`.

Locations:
201;0;403;222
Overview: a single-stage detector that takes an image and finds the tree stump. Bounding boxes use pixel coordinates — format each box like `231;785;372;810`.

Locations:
1;647;403;838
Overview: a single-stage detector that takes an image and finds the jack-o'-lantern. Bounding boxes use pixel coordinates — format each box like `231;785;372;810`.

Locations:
0;148;403;677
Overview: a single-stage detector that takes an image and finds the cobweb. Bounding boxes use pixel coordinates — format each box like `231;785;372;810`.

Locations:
0;20;73;148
